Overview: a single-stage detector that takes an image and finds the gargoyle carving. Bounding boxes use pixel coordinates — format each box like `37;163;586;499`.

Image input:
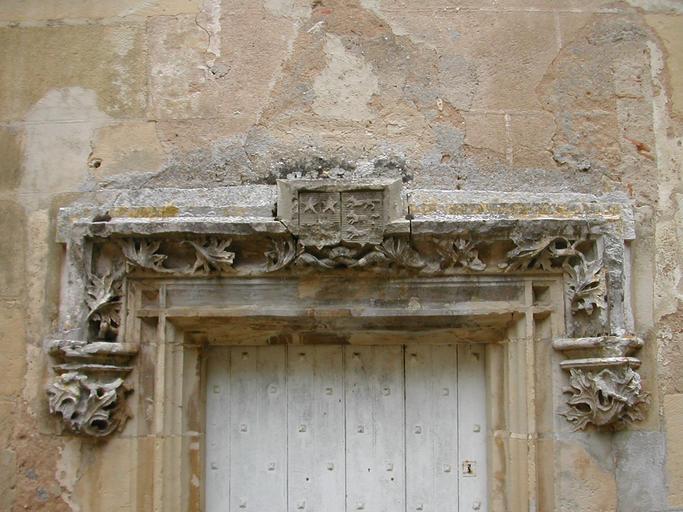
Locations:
47;372;131;437
561;367;649;431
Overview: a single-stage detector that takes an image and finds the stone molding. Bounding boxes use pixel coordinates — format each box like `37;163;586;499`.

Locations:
46;183;643;436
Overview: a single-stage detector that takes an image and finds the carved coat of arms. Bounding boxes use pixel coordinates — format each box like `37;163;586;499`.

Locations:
298;190;384;246
277;179;402;247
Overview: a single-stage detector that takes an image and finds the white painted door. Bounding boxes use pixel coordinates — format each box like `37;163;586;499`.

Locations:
205;344;487;512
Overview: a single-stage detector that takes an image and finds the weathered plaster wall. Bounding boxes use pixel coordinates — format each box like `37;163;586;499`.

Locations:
0;0;681;510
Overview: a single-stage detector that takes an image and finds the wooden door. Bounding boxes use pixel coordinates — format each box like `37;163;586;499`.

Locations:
205;344;487;512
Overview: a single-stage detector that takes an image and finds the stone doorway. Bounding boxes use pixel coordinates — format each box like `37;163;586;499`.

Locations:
44;181;646;511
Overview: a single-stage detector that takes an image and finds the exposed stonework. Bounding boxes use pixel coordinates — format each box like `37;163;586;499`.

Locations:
1;0;682;510
44;182;643;438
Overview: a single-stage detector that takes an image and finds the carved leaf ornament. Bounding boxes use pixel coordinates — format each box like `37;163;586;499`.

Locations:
501;236;607;316
47;372;130;437
562;367;649;431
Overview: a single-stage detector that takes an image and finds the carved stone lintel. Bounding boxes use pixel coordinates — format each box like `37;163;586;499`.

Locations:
553;335;648;430
48;184;639;439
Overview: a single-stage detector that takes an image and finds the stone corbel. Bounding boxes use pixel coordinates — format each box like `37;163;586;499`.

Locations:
552;335;649;430
46;339;137;436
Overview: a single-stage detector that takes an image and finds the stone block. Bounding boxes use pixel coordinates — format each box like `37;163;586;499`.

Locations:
0;127;22;191
148;11;296;121
509;112;557;168
646;14;683;117
0;201;25;297
664;393;683;507
0;302;26;398
462;112;507;156
613;431;667;512
0;24;147;121
374;10;558;111
0;0;202;21
557;439;617;512
89;122;165;179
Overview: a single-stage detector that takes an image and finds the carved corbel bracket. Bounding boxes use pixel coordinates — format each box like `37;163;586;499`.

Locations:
553;335;649;430
46;339;138;437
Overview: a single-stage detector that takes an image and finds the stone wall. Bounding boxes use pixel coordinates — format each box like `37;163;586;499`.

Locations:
0;0;681;510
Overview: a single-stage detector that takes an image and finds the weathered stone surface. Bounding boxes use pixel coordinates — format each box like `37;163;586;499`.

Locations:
664;393;683;507
0;127;22;191
646;14;683;117
89;122;165;179
613;431;668;512
0;24;147;121
0;0;202;21
19;88;108;198
557;439;617;512
148;9;297;121
0;302;26;398
0;448;17;512
0;201;26;297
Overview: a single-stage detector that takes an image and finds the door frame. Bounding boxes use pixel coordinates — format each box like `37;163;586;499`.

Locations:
44;183;644;512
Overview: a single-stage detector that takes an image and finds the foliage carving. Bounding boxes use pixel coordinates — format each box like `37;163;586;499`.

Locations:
561;367;649;431
47;372;131;437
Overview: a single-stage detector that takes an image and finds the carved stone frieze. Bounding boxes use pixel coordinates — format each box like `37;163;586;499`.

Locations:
119;238;170;273
501;236;607;316
85;267;125;340
434;237;486;271
183;237;235;273
500;236;583;272
265;236;425;270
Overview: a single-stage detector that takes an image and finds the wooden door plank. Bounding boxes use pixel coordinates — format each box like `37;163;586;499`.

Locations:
229;346;287;512
287;346;345;512
458;344;488;512
205;347;231;512
405;345;459;512
345;345;405;512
